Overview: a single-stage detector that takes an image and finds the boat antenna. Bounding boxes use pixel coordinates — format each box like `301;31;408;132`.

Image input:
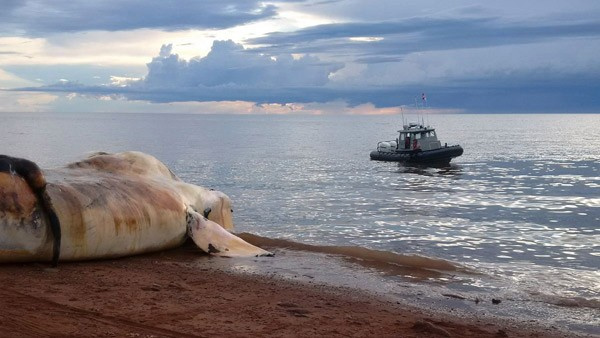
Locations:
401;106;405;127
421;93;427;127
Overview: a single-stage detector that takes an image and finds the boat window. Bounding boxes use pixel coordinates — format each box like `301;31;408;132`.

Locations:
431;131;436;137
399;134;405;140
415;133;421;139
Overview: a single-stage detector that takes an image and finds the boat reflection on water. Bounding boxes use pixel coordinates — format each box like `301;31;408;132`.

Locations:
395;162;464;177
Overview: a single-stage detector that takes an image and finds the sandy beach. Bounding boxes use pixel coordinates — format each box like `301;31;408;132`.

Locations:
0;242;581;338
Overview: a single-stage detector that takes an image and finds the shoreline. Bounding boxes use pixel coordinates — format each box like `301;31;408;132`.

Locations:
0;245;585;337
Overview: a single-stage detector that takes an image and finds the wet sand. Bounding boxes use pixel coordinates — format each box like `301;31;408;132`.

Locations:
0;244;580;337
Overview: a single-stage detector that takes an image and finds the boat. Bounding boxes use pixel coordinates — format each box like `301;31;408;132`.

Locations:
370;122;463;166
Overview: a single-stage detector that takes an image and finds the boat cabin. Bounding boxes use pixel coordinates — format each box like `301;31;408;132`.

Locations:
397;123;442;151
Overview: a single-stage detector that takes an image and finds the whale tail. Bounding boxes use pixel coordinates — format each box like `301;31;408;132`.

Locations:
0;155;61;266
186;208;272;257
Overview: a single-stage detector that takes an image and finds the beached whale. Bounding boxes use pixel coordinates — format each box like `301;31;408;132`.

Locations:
0;151;271;266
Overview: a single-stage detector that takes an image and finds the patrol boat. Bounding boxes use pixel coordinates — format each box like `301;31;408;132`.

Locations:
370;122;463;165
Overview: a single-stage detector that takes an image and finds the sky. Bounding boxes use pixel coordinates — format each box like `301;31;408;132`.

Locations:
1;0;599;114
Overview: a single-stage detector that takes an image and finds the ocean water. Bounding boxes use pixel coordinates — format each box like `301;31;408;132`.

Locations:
1;112;599;333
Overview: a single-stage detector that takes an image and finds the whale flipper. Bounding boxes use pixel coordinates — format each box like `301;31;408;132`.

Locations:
186;209;272;257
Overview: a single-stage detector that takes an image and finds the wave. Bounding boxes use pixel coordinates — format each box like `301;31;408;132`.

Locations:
238;233;472;279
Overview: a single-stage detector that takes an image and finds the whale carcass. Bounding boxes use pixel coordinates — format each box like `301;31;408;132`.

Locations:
0;151;271;265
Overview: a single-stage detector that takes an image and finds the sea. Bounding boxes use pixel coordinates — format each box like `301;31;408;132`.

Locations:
1;112;599;334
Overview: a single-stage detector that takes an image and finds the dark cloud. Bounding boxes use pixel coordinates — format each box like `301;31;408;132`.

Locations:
12;68;600;113
304;0;344;6
248;17;600;60
354;56;404;64
0;0;20;14
0;0;280;35
427;73;600;113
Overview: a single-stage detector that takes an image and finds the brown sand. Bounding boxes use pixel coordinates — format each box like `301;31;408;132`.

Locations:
0;245;579;337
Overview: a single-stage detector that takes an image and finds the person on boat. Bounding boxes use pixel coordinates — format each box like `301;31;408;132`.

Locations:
405;136;411;149
413;139;420;151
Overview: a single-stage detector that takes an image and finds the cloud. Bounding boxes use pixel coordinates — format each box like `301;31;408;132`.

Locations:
142;40;342;88
14;71;600;113
3;1;600;114
276;1;600;29
328;38;600;88
0;0;280;36
247;16;600;61
9;38;600;113
10;40;347;103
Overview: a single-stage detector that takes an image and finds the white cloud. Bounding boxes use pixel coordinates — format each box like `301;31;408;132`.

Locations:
140;40;343;88
110;76;141;87
348;37;384;42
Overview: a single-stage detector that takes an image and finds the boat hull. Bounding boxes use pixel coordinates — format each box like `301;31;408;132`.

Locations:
370;145;463;165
